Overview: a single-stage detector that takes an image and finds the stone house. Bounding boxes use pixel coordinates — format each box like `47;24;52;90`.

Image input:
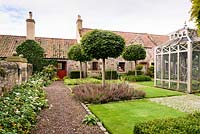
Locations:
75;15;169;76
0;12;169;78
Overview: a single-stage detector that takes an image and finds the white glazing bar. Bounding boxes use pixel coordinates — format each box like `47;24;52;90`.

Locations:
187;42;192;93
154;47;157;86
177;45;180;90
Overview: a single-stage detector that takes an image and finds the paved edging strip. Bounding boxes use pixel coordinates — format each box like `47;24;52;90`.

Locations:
81;103;109;134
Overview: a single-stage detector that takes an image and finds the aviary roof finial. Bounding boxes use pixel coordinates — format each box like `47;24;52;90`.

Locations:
184;21;187;29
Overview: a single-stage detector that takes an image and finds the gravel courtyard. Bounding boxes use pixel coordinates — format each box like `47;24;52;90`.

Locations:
149;94;200;113
31;81;103;134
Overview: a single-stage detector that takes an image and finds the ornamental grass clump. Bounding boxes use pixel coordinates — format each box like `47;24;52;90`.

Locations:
72;83;145;104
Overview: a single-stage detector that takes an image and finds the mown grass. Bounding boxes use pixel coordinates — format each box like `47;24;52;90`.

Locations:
89;100;186;134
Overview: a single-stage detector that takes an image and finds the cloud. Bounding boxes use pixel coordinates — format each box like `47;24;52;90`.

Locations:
0;0;196;38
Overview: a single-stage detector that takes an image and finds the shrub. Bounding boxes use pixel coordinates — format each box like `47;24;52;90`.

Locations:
105;70;118;80
127;70;143;75
146;66;154;77
0;69;52;133
72;83;145;104
122;75;151;82
136;64;143;71
69;70;84;79
134;112;200;134
16;40;45;73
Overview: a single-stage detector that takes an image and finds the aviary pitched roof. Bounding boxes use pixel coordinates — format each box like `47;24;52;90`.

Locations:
0;35;76;59
81;28;169;48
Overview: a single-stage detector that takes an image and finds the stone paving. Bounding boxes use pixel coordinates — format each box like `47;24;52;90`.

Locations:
149;94;200;113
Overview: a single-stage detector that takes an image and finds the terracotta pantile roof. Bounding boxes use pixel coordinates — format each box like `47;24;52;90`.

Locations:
81;28;169;48
0;35;77;59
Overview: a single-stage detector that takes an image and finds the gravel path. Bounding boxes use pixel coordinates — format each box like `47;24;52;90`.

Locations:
149;94;200;113
31;81;103;134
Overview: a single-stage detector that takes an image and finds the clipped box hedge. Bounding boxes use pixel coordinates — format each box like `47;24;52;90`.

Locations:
122;75;151;82
69;70;84;79
134;112;200;134
127;70;143;75
105;70;118;80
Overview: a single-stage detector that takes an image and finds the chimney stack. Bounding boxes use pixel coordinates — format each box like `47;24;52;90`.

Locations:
76;14;82;31
26;11;35;40
76;14;83;43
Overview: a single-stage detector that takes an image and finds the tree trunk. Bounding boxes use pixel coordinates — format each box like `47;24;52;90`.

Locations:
80;61;82;79
135;60;137;76
102;58;106;87
84;62;87;78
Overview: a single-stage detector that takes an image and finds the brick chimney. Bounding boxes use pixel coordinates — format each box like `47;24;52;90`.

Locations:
76;15;82;43
26;11;35;40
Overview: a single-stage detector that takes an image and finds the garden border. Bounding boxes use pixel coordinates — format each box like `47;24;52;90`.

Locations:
68;86;109;134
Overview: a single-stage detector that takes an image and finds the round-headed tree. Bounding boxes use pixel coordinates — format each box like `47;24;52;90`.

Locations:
190;0;200;34
81;29;125;86
16;40;45;73
122;44;146;76
67;44;91;79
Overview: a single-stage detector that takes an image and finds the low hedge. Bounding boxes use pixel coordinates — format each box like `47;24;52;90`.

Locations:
64;78;101;85
127;70;143;75
122;75;151;82
69;70;84;79
134;112;200;134
105;70;118;80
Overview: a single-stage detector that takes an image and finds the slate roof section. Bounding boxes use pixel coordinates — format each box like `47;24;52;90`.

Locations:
81;28;169;48
0;35;77;59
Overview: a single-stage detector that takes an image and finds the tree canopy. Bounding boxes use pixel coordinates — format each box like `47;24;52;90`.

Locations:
81;29;125;86
67;44;92;78
122;44;146;75
190;0;200;33
67;44;91;62
16;40;45;73
81;29;125;60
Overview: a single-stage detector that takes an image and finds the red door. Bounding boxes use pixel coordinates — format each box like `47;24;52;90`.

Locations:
57;61;67;79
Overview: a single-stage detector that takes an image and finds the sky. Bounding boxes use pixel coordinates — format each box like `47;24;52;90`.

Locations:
0;0;196;39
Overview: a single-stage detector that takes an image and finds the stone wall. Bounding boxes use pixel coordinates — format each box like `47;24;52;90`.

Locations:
0;60;32;96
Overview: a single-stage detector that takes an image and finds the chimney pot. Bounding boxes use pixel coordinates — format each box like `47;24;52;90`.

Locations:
29;11;32;19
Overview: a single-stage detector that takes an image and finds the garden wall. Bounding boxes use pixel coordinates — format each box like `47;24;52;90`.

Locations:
0;60;32;96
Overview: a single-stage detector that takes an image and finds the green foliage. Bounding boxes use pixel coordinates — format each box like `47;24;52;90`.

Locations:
127;71;143;75
81;29;125;60
122;44;146;62
72;83;145;104
105;70;118;80
69;70;84;79
64;78;101;85
134;112;200;134
122;75;151;82
81;29;125;86
0;67;6;77
0;66;56;133
136;64;143;70
146;66;154;77
82;114;99;125
42;59;57;67
190;0;200;33
89;100;186;134
16;40;45;73
67;44;91;62
42;65;57;80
